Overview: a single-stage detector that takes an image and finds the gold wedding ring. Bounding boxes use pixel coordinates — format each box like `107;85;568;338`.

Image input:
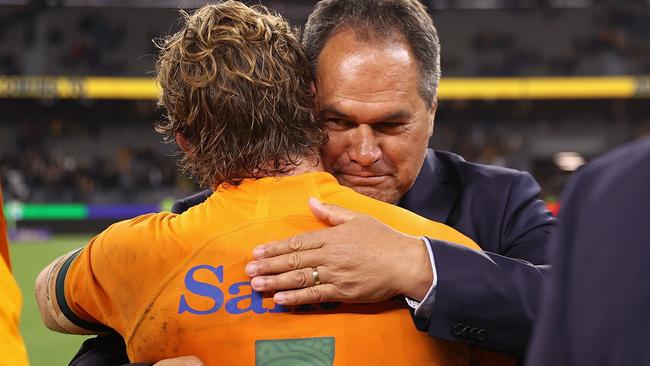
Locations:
312;267;321;285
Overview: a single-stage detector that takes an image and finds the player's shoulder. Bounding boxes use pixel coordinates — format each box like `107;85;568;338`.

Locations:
107;211;176;233
95;211;179;249
327;187;477;247
80;211;186;278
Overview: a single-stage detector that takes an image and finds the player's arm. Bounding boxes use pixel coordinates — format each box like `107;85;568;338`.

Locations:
35;248;108;335
68;197;206;366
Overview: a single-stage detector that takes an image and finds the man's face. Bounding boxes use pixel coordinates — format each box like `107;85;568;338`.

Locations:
316;29;436;204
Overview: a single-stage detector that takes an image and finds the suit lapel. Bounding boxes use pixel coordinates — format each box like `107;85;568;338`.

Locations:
398;149;459;224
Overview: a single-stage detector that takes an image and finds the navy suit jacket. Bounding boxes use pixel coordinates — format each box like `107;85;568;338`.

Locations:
526;138;650;366
401;150;554;358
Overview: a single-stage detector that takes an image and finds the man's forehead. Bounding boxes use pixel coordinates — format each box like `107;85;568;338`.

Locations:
338;45;412;78
320;84;409;104
314;29;426;122
317;33;417;86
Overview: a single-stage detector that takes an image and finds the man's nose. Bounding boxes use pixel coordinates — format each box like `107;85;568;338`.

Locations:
349;125;382;167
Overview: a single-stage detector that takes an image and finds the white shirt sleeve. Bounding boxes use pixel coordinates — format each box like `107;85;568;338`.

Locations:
404;237;437;318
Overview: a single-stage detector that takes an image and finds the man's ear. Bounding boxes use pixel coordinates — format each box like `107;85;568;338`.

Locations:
310;81;320;115
175;133;193;155
428;99;437;138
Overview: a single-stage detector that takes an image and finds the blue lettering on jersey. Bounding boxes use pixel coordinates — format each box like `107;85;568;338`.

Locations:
226;281;267;314
178;264;224;315
178;264;342;316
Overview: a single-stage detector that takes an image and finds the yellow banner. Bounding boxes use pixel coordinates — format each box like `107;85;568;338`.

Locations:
438;76;644;99
1;75;648;100
0;76;160;99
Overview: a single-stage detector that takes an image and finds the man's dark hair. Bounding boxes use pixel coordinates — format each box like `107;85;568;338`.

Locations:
303;0;441;106
155;1;327;188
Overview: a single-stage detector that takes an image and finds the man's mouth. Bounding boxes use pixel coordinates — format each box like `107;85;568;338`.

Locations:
336;172;389;186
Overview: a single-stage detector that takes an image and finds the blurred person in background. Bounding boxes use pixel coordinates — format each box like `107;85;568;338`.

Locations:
35;2;513;365
526;137;650;366
72;0;556;364
0;183;30;366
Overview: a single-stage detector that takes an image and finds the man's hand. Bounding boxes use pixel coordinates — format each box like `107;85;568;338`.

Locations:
245;198;433;305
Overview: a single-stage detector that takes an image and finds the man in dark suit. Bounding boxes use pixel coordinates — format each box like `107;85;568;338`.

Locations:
243;0;554;359
70;0;554;364
526;137;650;366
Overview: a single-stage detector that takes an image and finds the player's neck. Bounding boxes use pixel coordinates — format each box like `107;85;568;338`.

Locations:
214;155;325;189
284;154;325;176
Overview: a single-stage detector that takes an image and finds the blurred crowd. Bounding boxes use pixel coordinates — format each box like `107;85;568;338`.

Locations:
1;145;184;203
0;101;196;204
2;99;649;204
442;4;650;77
1;2;650;76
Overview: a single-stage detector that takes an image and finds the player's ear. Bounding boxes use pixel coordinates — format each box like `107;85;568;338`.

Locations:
175;133;193;155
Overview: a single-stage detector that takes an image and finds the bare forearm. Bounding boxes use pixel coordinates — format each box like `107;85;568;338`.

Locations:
35;250;97;335
36;255;69;332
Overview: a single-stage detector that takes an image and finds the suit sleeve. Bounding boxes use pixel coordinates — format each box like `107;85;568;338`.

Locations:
413;172;555;358
171;189;212;214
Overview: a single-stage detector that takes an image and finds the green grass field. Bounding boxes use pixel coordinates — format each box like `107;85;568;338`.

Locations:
10;236;93;366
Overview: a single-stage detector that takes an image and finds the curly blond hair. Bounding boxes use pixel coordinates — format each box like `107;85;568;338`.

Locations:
155;1;326;187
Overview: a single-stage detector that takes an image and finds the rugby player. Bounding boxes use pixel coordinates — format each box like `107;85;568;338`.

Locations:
0;183;29;366
35;2;511;364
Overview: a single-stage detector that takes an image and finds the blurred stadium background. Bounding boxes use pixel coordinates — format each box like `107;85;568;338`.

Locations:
1;0;649;364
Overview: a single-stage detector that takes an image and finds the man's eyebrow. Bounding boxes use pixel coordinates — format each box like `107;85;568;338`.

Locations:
319;107;410;122
377;111;410;121
319;106;349;118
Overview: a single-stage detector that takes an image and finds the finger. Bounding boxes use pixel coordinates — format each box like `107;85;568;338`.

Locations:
273;284;339;306
308;197;363;226
253;230;325;259
246;249;321;276
154;356;205;366
250;266;325;292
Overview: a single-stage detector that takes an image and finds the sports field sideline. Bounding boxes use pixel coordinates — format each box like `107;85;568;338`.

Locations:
10;236;92;366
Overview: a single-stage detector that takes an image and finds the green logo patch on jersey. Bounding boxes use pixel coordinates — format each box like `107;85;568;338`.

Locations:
255;337;335;366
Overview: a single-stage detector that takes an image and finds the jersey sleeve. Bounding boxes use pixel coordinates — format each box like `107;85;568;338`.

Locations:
59;213;174;336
